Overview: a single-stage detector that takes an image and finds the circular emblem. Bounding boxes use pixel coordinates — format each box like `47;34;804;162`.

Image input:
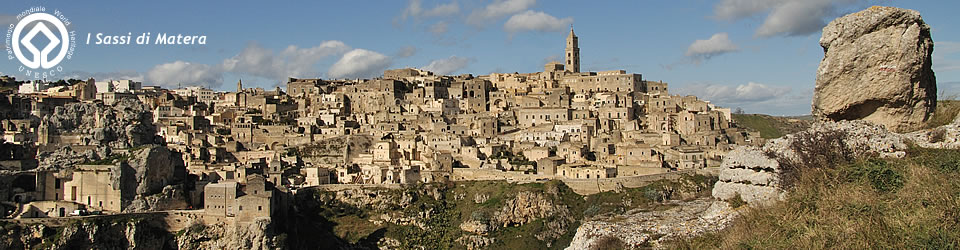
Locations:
6;7;75;79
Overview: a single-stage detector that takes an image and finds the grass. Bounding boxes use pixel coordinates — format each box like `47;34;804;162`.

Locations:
669;146;960;249
927;100;960;128
81;153;130;165
733;114;811;139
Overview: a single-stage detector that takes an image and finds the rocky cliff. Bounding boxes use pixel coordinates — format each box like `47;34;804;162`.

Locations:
813;6;937;132
42;97;159;149
0;216;282;250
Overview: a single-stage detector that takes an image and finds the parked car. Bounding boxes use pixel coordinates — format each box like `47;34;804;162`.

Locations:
69;209;88;216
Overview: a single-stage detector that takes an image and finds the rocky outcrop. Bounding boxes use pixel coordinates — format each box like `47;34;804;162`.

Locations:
566;199;739;249
905;113;960;149
712;148;783;206
813;6;937;132
124;184;190;213
125;145;178;197
43;97;159;148
0;218;174;249
713;120;909;207
456;235;495;250
492;191;558;227
36;145;112;171
115;145;184;212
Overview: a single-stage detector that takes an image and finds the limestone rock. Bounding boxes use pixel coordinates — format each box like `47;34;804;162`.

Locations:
565;199;739;250
456;235;494;250
905;112;960;149
42;97;159;149
712;120;910;207
459;220;492;235
126;145;178;196
492;191;556;227
124;184;190;213
813;6;936;132
711;147;784;206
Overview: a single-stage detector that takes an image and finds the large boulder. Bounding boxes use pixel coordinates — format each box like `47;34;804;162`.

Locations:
813;6;937;132
123;145;178;197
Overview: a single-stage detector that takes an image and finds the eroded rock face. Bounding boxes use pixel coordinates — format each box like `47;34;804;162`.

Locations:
712;148;783;206
492;191;558;227
565;199;739;250
712;120;910;207
126;145;177;196
43;97;159;148
813;6;936;133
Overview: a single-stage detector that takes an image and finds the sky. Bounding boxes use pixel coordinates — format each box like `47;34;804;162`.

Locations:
1;0;958;116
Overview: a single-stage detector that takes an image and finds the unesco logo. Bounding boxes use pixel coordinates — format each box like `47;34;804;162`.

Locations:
5;6;76;79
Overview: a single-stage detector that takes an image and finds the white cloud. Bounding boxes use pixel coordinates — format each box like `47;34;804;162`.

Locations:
712;0;864;38
677;82;791;104
401;0;460;20
146;61;223;88
503;10;573;34
144;41;351;88
466;0;536;27
429;21;449;34
676;82;810;115
328;49;393;79
756;0;833;37
221;41;350;81
685;33;739;62
422;56;473;75
934;41;960;73
395;46;418;58
713;0;784;21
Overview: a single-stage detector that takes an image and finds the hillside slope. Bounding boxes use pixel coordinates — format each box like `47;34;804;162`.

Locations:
732;114;812;139
671;146;960;249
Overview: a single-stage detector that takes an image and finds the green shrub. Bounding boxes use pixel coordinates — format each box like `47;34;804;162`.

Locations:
912;147;960;173
844;159;904;193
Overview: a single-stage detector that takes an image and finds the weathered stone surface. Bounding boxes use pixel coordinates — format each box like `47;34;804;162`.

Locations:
712;146;784;206
124;184;189;213
492;191;557;227
175;218;283;250
719;168;777;186
721;147;780;171
905;112;960;149
126;145;177;196
459;220;492;235
43;97;159;149
713;120;911;207
565;199;740;250
813;6;937;132
456;235;494;250
712;182;781;205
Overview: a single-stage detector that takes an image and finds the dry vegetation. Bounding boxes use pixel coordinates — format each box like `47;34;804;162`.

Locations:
927;100;960;128
671;142;960;249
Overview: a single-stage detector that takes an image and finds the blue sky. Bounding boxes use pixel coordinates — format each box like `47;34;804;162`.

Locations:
1;0;958;115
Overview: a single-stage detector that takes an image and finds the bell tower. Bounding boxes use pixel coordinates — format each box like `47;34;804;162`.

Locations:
565;27;580;73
